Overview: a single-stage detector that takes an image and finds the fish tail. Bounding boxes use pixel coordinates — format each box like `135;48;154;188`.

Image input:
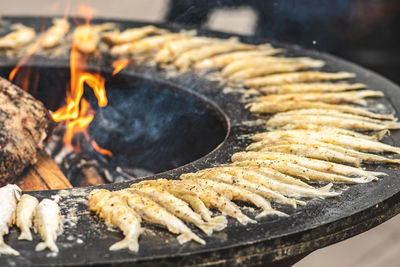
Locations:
109;236;139;252
177;232;206;245
236;214;257;225
35;241;59;253
204;215;227;232
0;242;20;256
255;209;288;219
18;230;33;241
197;225;213;236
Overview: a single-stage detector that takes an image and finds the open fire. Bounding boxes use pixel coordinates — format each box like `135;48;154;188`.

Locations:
9;6;114;159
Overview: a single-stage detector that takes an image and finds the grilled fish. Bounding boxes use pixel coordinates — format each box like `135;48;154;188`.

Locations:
0;24;36;49
255;90;383;106
259;82;366;94
221;57;324;77
154;179;256;225
42;18;70;48
229;61;325;80
110;33;186;56
194;48;282;70
174;41;255;70
130;184;227;235
102;25;165;45
244;71;355;87
180;176;287;218
155;37;217;63
181;169;302;207
267;114;399;130
34;198;63;253
0;184;22;255
247;100;395;120
117;189;205;245
16;194;39;241
88;189;142;251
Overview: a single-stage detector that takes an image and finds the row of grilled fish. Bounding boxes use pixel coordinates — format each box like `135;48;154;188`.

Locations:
0;184;63;256
5;22;395;252
88;168;340;252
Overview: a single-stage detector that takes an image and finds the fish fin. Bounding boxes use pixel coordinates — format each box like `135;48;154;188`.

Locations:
35;241;59;253
0;243;20;256
177;232;206;245
207;216;228;232
295;199;307;206
255;209;288;219
18;230;33;241
374;130;389;140
320;183;333;192
109;237;139;252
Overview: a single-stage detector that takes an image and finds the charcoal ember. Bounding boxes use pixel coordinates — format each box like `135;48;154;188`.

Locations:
0;77;54;185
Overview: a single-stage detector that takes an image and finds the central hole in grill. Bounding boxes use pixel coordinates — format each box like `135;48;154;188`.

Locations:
0;65;228;186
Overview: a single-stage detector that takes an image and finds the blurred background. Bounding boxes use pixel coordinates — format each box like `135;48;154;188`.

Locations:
1;1;400;266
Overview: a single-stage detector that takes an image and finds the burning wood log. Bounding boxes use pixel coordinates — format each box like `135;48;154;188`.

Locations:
16;151;72;191
0;77;54;185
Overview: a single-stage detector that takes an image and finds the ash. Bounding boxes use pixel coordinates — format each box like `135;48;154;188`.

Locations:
45;125;154;187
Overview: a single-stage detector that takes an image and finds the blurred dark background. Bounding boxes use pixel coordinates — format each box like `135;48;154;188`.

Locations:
167;0;400;84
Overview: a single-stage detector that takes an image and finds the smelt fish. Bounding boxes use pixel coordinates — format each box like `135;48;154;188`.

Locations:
266;114;400;130
252;132;400;154
130;184;227;235
182;169;302;208
42;18;70;48
244;71;355;87
276;109;396;124
194;48;281;70
221;57;323;77
229;60;325;80
110;33;186;56
252;127;386;142
33;198;63;253
174;42;255;70
117;189;205;245
255;90;383;105
193;166;338;199
233;152;385;180
181;177;287;218
102;25;166;45
155;37;217;63
154;179;256;225
16;194;39;241
73;23;114;54
231;155;376;183
88;189;142;252
0;24;36;49
259;82;366;94
0;184;22;255
138;180;215;223
247;100;395;120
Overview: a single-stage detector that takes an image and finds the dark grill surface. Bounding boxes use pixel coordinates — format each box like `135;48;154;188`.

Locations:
1;16;400;266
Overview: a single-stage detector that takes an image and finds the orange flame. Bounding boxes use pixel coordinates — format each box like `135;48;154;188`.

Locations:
112;59;131;76
9;39;42;91
51;6;112;157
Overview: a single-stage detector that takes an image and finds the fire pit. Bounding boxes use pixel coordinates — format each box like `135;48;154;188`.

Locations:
1;16;400;266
